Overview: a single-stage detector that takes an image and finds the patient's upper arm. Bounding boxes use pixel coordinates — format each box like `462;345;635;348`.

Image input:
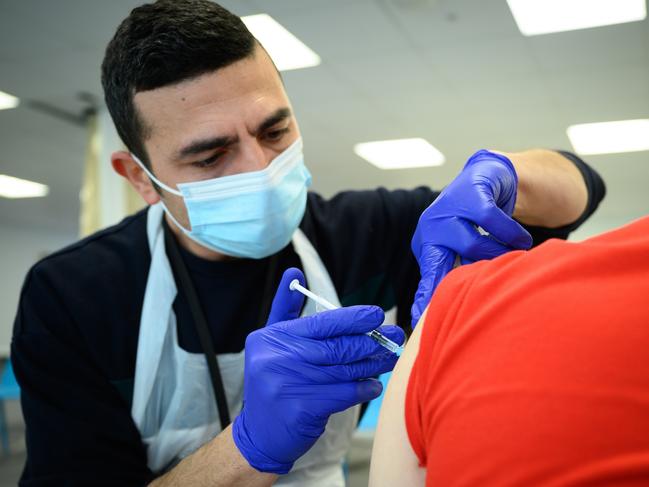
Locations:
368;311;427;487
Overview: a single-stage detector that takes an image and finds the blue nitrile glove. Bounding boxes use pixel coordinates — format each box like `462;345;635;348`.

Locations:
410;150;533;327
233;267;405;474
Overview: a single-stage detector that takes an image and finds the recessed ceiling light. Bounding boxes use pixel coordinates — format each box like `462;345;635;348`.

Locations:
0;174;49;199
354;138;445;170
567;119;649;155
241;14;321;71
506;0;647;36
0;90;19;110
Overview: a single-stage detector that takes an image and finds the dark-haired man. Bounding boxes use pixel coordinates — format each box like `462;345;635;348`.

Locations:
12;1;605;486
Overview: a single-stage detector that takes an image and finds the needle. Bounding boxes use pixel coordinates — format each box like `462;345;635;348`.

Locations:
289;279;403;354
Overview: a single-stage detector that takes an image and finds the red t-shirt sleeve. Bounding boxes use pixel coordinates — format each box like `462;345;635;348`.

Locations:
404;216;649;486
405;258;490;467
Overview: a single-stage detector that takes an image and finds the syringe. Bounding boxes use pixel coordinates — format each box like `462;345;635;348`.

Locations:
289;279;403;354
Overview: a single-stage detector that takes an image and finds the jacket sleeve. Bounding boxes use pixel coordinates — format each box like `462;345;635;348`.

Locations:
12;265;154;487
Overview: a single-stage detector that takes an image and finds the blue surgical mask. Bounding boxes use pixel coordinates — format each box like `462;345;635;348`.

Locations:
132;137;312;259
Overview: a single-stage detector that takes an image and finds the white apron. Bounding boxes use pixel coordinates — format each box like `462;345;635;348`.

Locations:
131;204;358;486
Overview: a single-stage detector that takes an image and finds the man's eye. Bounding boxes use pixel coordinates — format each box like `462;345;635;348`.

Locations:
192;153;223;168
265;127;290;141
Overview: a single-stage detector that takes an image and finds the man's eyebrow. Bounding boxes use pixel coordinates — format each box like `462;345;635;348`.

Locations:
257;107;292;133
177;135;236;159
175;107;292;160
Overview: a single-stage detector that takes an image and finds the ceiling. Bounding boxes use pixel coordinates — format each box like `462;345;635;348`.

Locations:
0;0;648;238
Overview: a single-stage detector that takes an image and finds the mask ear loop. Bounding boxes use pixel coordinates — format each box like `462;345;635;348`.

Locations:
158;200;192;234
130;153;184;197
130;153;195;236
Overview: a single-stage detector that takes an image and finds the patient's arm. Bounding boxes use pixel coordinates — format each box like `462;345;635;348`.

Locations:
368;311;427;487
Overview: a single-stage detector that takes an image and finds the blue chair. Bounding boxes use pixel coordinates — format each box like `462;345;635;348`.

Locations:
343;373;393;480
0;359;21;454
357;372;392;431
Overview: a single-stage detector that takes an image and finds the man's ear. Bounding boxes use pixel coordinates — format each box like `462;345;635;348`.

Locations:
111;151;160;205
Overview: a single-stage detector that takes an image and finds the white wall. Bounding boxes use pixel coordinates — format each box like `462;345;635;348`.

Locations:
0;223;76;356
569;212;647;242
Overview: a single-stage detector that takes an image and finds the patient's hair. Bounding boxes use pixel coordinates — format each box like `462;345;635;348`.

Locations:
101;0;255;168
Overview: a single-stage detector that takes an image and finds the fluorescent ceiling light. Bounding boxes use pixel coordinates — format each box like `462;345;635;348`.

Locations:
242;14;321;71
506;0;647;36
567;119;649;155
354;138;445;170
0;90;19;110
0;174;49;199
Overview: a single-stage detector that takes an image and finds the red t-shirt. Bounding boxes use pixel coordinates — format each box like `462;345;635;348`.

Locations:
405;216;649;486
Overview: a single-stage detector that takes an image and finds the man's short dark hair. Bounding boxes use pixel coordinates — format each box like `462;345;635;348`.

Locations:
101;0;255;167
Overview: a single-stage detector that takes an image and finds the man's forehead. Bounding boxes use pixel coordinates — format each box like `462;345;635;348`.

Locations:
134;53;289;144
134;45;283;112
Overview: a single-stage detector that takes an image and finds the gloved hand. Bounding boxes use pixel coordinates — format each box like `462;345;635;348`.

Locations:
411;150;533;327
233;267;405;474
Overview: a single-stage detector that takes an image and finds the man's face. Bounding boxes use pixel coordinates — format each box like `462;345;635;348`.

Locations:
133;44;300;229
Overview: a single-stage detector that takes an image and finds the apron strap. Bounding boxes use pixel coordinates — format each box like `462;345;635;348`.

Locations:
162;221;280;430
163;222;232;428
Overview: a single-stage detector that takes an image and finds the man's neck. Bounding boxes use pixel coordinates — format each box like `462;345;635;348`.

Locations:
164;213;235;262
